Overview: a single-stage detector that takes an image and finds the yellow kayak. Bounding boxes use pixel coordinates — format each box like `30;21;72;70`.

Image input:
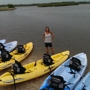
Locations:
0;42;33;71
0;50;69;86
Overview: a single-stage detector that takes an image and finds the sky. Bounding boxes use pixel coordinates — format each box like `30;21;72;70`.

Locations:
0;0;89;5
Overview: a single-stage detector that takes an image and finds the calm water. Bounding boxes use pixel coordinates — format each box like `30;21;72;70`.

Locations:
0;4;90;89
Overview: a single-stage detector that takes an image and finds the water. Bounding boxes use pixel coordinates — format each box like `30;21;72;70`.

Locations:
0;4;90;90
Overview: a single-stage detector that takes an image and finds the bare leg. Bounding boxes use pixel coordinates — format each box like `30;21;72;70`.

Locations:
46;47;49;54
50;47;54;55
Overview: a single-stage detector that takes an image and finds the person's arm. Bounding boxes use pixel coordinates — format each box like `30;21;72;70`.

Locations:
42;33;45;41
51;32;54;41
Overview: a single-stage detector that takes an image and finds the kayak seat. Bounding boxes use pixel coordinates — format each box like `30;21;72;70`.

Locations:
12;60;26;74
69;57;82;72
63;57;82;78
16;45;25;54
48;74;66;90
43;54;53;66
0;43;5;50
1;49;12;62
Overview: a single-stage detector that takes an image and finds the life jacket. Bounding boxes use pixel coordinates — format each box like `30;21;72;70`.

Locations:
12;60;26;74
16;45;25;53
1;49;12;62
48;75;66;90
0;43;5;50
43;54;53;66
69;57;81;72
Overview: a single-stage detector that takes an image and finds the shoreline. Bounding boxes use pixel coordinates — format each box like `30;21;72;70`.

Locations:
0;7;16;11
0;1;90;8
38;2;79;7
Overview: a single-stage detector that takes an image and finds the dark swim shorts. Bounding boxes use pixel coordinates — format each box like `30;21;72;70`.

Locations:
45;43;52;47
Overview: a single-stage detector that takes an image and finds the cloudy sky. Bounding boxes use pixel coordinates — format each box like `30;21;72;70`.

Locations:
0;0;89;4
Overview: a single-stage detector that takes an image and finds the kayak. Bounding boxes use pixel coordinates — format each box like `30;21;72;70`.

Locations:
75;71;90;90
0;42;33;71
4;41;18;52
0;41;18;55
40;53;87;90
0;50;69;86
0;39;6;44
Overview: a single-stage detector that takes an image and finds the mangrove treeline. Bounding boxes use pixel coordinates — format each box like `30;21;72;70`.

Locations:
38;1;90;7
0;1;90;7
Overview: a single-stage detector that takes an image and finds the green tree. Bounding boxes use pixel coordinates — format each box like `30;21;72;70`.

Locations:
7;4;15;8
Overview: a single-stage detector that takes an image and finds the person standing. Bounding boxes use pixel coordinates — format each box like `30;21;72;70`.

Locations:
43;27;54;54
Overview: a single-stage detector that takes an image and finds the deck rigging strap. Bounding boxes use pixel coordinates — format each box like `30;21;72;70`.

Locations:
34;61;37;66
48;65;51;72
82;82;86;90
10;71;16;90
